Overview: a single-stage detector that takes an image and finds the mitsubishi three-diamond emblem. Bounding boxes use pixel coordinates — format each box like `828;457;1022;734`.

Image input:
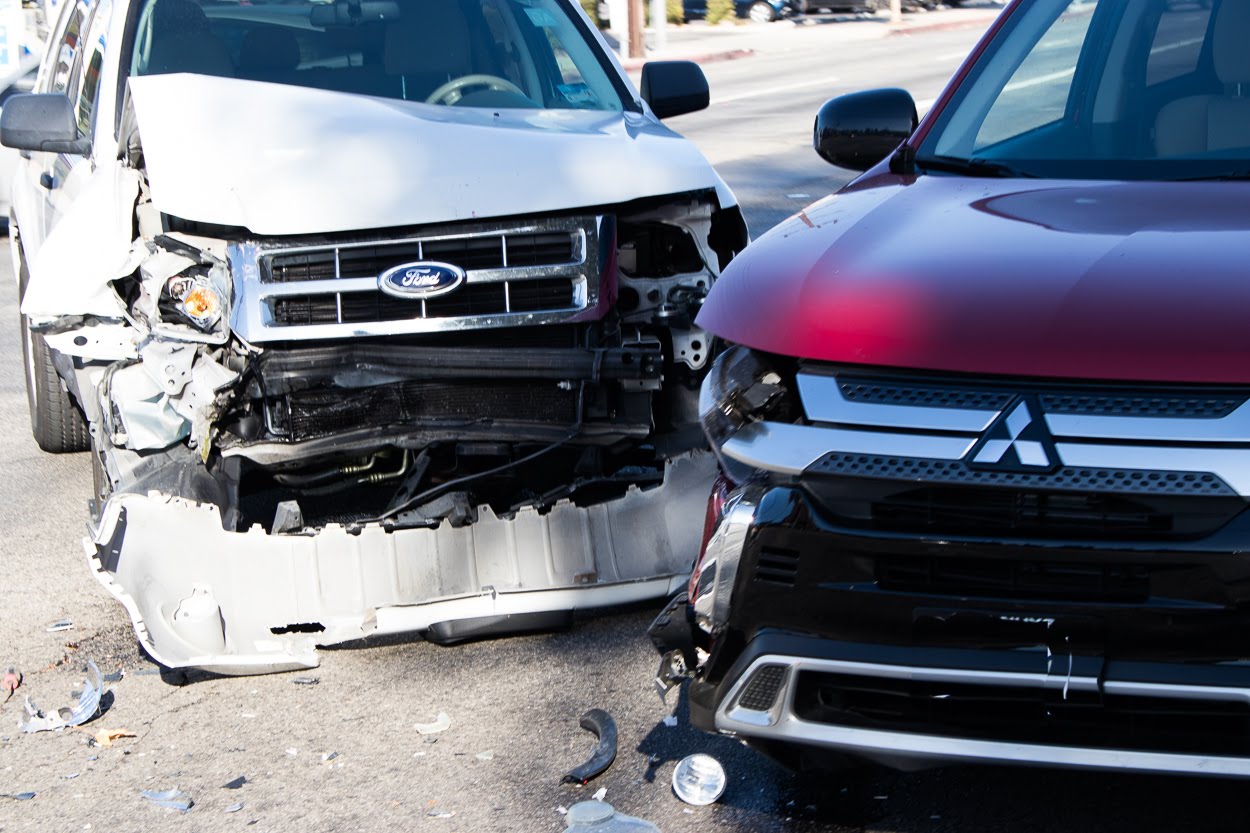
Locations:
966;396;1057;471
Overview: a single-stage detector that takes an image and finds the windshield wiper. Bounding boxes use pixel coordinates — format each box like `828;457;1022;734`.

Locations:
914;155;1036;179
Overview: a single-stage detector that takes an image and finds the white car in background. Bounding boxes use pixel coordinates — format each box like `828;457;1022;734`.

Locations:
3;0;745;674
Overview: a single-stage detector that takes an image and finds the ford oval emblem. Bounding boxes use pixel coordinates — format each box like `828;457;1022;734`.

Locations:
378;261;466;299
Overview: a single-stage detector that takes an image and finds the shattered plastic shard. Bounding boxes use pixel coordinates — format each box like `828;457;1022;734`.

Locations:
414;712;451;735
140;788;194;812
20;662;104;733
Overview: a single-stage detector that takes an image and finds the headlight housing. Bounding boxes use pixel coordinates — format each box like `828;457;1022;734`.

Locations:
163;273;225;332
699;345;792;479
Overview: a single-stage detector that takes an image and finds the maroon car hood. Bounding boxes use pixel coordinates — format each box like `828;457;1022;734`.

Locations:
699;175;1250;384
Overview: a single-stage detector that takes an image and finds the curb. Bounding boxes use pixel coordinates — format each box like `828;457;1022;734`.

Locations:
621;47;755;71
887;11;1002;36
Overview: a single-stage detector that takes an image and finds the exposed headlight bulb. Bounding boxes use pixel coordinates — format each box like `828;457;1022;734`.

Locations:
166;275;223;330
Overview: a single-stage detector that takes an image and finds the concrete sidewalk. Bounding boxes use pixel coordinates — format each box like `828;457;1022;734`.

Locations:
615;1;1004;69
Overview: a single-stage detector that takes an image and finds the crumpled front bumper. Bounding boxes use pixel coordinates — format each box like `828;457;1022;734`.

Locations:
86;453;715;675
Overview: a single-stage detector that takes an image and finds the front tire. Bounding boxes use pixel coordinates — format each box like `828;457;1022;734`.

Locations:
749;1;778;21
18;253;89;453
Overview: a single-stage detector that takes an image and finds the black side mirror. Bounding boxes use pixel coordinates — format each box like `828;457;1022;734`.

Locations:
0;93;90;155
640;61;709;120
813;88;918;171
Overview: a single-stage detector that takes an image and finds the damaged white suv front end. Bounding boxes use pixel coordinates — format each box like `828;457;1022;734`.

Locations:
6;0;745;673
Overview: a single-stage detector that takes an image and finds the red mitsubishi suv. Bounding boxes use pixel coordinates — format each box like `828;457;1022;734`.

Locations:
651;0;1250;777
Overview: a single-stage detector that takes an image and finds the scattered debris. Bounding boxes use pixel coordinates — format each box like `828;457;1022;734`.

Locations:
563;801;660;831
427;808;456;819
222;776;248;790
102;670;125;684
64;773;81;780
556;806;568;816
475;750;494;761
423;736;439;745
2;668;21;704
285;748;298;757
20;662;104;733
561;709;617;786
0;792;36;801
321;752;339;762
592;787;607;802
672;754;727;806
93;728;137;748
414;712;451;735
413;751;426;757
225;802;244;814
292;677;319;686
661;715;678;728
140;788;194;813
87;755;98;762
46;619;75;633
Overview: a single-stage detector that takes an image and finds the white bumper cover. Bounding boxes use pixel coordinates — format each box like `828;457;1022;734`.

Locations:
86;453;714;674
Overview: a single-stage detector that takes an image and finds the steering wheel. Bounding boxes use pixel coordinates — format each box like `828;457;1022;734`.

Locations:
425;74;527;106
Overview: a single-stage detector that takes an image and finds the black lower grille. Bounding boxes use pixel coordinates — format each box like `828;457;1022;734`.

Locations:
738;664;787;712
284;381;578;441
755;548;800;587
876;555;1152;602
802;480;1245;540
793;670;1250;756
270;279;575;326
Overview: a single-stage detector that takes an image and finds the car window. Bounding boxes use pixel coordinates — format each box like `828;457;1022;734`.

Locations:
74;0;112;136
128;0;625;111
919;0;1250;180
1146;1;1212;86
48;0;94;94
970;1;1094;151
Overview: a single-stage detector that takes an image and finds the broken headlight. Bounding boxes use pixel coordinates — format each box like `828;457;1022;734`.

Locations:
699;345;791;479
164;274;224;331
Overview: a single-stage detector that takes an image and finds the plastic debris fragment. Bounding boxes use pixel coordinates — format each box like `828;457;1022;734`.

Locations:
592;787;607;802
2;667;21;703
475;750;494;761
292;677;319;686
427;808;455;819
64;773;80;780
222;776;247;790
321;752;339;762
140;788;193;812
414;712;451;735
672;754;727;806
94;729;137;748
20;662;104;733
561;709;617;785
1;792;36;801
225;802;244;813
46;619;74;633
661;715;677;728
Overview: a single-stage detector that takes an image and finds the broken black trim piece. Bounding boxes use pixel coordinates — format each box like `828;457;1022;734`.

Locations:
562;708;618;785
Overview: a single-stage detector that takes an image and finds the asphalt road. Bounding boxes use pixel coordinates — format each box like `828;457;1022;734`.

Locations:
7;9;1250;833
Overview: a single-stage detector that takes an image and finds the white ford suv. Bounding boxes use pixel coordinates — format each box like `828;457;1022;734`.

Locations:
4;0;744;673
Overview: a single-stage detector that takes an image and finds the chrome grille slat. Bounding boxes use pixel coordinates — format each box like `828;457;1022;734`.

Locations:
232;217;601;341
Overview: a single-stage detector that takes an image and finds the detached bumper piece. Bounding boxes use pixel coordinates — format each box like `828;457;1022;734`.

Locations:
85;453;714;674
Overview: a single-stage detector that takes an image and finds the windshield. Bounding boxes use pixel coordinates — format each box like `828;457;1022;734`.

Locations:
129;0;626;110
916;0;1250;180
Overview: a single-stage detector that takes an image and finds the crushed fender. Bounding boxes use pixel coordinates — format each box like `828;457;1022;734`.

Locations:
19;661;104;733
561;709;617;785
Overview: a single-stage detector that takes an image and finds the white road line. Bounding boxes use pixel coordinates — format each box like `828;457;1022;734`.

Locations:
1003;67;1075;92
710;77;839;105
